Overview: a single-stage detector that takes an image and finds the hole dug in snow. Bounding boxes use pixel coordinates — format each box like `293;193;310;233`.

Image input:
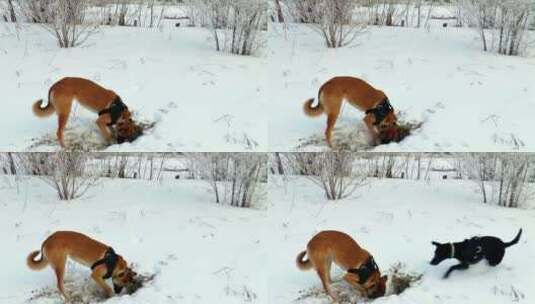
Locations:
28;115;156;151
386;262;422;296
27;272;155;303
125;272;156;295
296;262;422;304
297;119;422;151
378;121;423;145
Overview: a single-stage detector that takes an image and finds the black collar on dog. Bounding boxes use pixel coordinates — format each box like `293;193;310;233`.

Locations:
98;97;127;127
91;247;119;280
365;98;394;125
347;256;379;283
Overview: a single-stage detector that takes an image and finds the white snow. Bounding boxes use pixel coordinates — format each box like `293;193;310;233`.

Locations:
0;176;268;303
0;21;267;152
1;163;534;304
268;22;535;152
268;175;534;303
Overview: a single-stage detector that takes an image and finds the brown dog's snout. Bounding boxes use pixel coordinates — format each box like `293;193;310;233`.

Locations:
116;120;142;143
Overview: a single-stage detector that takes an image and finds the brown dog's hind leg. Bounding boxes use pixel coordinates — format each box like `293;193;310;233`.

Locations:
96;114;114;143
50;255;68;300
325;113;338;149
56;114;69;148
53;94;73;148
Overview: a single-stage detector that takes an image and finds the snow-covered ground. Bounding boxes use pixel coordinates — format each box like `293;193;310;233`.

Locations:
0;20;267;152
268;175;534;303
1;159;534;304
0;176;268;303
268;22;535;152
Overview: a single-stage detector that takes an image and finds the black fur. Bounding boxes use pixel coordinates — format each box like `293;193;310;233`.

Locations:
347;256;379;283
113;283;123;294
91;247;119;280
98;96;128;126
365;98;394;125
430;229;522;278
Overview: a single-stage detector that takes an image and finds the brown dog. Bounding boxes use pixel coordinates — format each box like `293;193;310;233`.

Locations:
296;230;387;301
32;77;136;148
303;76;398;147
27;231;136;300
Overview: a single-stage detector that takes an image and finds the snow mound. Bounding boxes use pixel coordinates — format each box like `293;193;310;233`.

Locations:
28;274;109;304
27;271;156;304
125;272;156;295
387;262;422;296
28;117;156;151
296;119;422;151
295;263;422;304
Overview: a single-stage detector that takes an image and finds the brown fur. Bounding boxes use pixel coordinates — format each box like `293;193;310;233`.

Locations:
32;77;134;148
27;231;136;300
296;230;387;301
303;76;398;147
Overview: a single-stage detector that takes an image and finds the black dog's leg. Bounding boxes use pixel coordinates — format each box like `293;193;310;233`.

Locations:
443;263;469;279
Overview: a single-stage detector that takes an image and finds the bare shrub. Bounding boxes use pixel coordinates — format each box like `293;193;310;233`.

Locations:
0;152;18;175
20;0;98;47
364;154;418;179
1;0;17;22
187;153;267;208
273;0;285;23
100;153;168;181
17;152;100;200
285;152;367;200
187;0;267;55
288;0;367;48
19;0;51;23
383;0;399;26
289;0;321;23
460;153;534;208
460;0;532;56
270;152;286;175
95;0;130;26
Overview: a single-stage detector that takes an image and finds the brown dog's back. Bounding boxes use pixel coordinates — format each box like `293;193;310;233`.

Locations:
305;230;370;270
50;78;117;113
303;77;387;117
32;77;118;117
27;231;109;270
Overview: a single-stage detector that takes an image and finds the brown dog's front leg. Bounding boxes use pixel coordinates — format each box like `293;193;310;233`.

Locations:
363;115;380;146
91;271;113;298
316;268;337;302
343;273;368;299
96;115;114;144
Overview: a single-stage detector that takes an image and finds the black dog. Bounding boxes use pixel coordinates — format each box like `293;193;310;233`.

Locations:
430;229;522;278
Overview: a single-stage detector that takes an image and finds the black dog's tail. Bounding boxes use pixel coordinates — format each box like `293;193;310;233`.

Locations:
504;229;522;248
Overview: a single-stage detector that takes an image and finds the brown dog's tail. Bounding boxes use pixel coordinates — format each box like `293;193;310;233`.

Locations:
32;88;55;118
296;250;312;271
27;250;48;271
32;100;55;118
303;98;324;117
